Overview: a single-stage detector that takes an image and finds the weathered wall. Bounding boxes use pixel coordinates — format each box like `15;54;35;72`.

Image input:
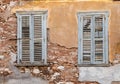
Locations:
11;1;120;62
0;0;120;84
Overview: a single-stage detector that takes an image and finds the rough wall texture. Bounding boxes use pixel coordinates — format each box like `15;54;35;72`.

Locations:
0;0;17;57
48;42;78;83
11;1;120;62
0;0;17;78
0;0;120;84
12;42;78;84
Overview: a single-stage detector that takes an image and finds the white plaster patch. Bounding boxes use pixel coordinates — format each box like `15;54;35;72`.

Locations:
57;66;64;70
10;1;17;7
10;52;16;63
56;82;64;84
80;71;86;78
33;68;40;74
113;70;120;81
51;72;60;80
79;64;120;84
88;67;98;77
0;55;4;60
6;77;48;84
53;72;60;76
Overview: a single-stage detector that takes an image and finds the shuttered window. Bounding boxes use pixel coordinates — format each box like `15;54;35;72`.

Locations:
16;11;47;66
78;11;109;66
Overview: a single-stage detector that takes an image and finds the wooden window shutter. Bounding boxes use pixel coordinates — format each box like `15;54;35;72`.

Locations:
78;11;109;66
33;15;43;63
94;15;104;64
81;15;105;64
16;11;48;65
21;16;30;63
82;16;92;64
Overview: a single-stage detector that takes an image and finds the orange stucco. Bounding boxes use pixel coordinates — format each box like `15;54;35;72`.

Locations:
12;1;120;62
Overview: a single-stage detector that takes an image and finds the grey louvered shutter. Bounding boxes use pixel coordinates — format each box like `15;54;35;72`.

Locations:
82;16;92;64
81;15;105;64
21;16;30;63
78;12;109;65
94;15;104;63
33;15;42;63
17;11;47;65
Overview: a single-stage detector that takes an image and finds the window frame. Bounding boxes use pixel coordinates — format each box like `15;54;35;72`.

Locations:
16;11;48;66
77;11;109;67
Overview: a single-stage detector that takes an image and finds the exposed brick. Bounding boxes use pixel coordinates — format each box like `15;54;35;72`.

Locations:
48;42;78;83
3;0;11;4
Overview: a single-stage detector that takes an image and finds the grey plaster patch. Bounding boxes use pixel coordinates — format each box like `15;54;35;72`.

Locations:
79;64;120;84
6;77;48;84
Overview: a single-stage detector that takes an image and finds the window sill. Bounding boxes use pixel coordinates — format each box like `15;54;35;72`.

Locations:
78;64;110;67
14;63;49;67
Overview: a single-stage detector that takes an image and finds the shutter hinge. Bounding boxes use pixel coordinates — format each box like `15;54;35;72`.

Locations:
17;38;22;40
19;16;21;21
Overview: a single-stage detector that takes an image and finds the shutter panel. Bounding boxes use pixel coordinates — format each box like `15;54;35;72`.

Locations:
81;15;104;64
21;16;30;62
17;11;47;65
94;15;104;63
78;12;108;65
33;15;42;63
82;16;92;63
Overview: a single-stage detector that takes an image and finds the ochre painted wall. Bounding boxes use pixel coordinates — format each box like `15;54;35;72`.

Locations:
11;1;120;62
